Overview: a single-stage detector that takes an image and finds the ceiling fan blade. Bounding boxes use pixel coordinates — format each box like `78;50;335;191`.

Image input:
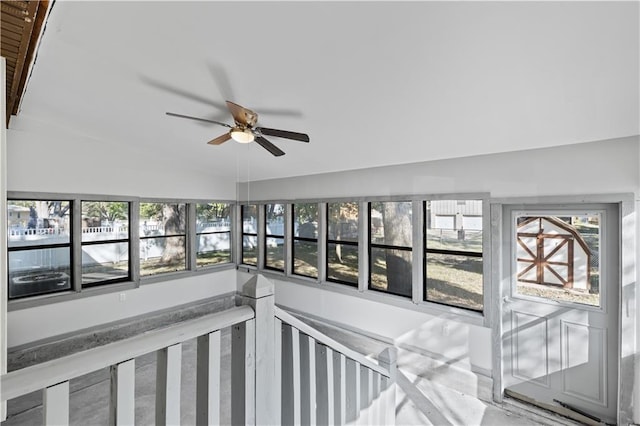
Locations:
255;136;285;157
226;101;258;127
166;112;232;128
256;127;310;142
208;132;231;145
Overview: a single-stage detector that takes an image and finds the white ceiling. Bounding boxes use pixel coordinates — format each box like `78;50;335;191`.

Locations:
12;1;639;182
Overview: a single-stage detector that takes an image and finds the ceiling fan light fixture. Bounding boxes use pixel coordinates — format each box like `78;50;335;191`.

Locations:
230;128;255;143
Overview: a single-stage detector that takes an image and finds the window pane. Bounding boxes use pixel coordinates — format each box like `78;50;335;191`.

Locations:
81;201;129;242
370;201;412;247
8;200;70;247
196;203;231;268
266;237;285;270
8;248;71;298
293;203;318;239
328;202;358;242
82;242;129;285
140;203;185;236
426;200;482;252
243;235;258;266
515;214;600;307
266;204;285;237
140;236;186;276
196;203;231;233
370;247;412;297
328;243;358;285
426;253;483;311
242;205;257;234
293;240;318;278
197;233;231;267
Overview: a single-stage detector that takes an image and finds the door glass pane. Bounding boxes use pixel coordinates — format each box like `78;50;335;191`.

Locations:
514;214;601;307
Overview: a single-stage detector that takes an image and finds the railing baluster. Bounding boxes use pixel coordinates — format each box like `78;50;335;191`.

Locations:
231;318;256;425
196;331;221;426
358;364;369;425
315;345;333;425
309;336;317;425
43;381;69;426
378;347;397;426
291;326;302;425
345;358;360;425
336;352;346;425
274;318;283;426
109;359;135;426
281;324;294;424
156;343;182;426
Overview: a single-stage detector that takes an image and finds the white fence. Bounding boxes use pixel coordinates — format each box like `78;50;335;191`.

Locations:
0;275;396;425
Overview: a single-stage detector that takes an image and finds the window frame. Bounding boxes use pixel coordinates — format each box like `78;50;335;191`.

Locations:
240;204;259;267
81;200;132;288
423;199;484;312
194;202;233;269
139;200;188;278
6;192;235;310
7;198;74;300
368;200;414;298
291;202;320;279
326;201;359;287
264;203;286;272
247;193;489;326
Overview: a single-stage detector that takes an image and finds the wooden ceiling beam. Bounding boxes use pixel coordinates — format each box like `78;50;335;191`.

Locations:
2;0;49;126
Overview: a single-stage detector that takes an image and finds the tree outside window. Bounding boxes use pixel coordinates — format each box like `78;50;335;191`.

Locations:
292;203;318;278
327;202;359;286
140;202;186;276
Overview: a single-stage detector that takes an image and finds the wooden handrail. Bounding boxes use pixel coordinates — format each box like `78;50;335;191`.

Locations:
274;306;390;378
1;305;254;401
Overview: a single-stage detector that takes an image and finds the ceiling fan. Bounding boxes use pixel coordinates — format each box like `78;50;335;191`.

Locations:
166;101;309;157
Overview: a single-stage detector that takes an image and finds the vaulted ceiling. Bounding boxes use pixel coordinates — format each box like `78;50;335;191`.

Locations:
4;1;639;182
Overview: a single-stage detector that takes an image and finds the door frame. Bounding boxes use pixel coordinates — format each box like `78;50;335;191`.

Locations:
490;194;637;425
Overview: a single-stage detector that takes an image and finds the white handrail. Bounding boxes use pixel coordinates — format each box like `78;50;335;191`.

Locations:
274;306;390;378
0;305;254;401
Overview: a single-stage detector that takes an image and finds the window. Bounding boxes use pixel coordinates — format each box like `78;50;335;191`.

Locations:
369;201;412;298
140;202;186;276
424;200;483;311
292;203;318;278
327;202;359;286
81;201;130;287
196;203;232;268
241;204;258;266
265;203;285;271
7;200;72;299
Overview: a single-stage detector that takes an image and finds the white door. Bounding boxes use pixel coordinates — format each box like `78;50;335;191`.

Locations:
502;203;619;424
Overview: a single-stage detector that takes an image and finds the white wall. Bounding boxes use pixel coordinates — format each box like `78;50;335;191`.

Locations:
7;269;236;347
7;115;236;199
5;116;238;347
241;136;639;200
241;136;639;378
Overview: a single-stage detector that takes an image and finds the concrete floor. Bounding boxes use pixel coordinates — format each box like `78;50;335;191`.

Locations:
2;311;581;426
